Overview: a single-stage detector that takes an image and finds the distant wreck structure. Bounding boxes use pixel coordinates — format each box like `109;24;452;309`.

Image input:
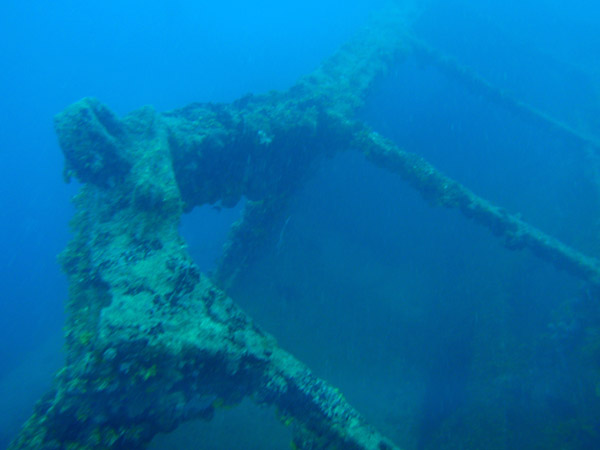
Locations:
10;4;600;449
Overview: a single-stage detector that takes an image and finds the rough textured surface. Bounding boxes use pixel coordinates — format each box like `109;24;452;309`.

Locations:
10;3;600;449
10;96;398;450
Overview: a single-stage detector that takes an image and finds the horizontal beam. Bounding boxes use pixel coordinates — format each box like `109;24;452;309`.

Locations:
409;37;600;153
356;127;600;288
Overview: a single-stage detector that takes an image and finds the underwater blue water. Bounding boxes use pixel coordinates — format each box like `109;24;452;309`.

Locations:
1;0;600;448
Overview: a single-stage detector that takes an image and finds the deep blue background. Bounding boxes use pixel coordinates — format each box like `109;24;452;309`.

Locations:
1;0;600;448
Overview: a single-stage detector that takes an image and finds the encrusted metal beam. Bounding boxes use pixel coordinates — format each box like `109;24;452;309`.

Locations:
355;127;600;288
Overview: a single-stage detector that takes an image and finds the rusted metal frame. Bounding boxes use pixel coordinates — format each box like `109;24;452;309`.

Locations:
9;96;400;449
